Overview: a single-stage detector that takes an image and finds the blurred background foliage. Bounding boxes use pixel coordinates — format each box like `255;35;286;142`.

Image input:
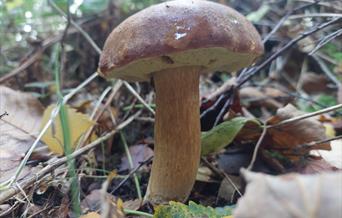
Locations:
0;0;165;76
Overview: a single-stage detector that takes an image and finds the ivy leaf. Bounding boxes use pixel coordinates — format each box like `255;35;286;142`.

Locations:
201;117;260;156
154;201;233;218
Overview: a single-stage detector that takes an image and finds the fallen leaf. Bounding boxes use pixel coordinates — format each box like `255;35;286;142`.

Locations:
234;170;342;218
239;86;285;109
297;157;339;174
300;72;330;94
119;144;153;171
123;199;142;211
324;123;336;138
217;175;242;203
201;117;260;156
81;189;102;212
0;86;44;183
80;212;101;218
311;139;342;169
41;104;95;155
267;104;331;161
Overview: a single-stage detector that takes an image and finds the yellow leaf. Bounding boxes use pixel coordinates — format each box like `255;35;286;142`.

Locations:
80;212;100;218
41;104;96;155
324;123;336;138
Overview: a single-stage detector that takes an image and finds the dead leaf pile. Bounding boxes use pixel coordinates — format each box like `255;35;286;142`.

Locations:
0;86;44;183
234;170;342;218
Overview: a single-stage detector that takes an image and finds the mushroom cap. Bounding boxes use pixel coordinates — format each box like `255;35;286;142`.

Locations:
99;0;264;81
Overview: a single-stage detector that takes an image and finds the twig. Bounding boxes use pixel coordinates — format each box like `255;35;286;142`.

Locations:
48;0;154;116
0;111;9;119
0;28;80;83
120;132;143;200
48;0;102;54
111;156;153;195
268;103;342;128
123;82;155;115
77;81;123;150
296;0;342;11
0;112;140;204
310;28;342;55
237;16;342;88
201;157;242;197
303;135;342;148
1;72;98;187
311;54;341;86
289;13;342;19
247;125;267;170
0;50;43;83
247;103;342;170
202;2;327;128
262;0;319;43
213;88;235;126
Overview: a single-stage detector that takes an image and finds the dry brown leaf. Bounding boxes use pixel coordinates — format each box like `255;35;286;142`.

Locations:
300;72;329;94
267;104;331;161
119;144;153;171
0;86;44;183
234;170;342;218
81;189;102;212
239;87;284;109
297;157;339;174
311;140;342;169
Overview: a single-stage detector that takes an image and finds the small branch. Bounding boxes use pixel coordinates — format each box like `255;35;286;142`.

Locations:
262;0;319;43
310;28;342;55
0;28;79;83
110;156;153;195
268;103;342;128
247;125;267;170
123;82;155;115
0;50;43;83
311;54;341;86
0;111;9;119
48;0;155;116
201;157;242;197
302;135;342;148
0;112;140;204
237;16;342;88
213;87;235;126
289;13;342;19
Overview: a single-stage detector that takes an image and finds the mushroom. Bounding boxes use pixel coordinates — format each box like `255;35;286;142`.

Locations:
98;0;263;204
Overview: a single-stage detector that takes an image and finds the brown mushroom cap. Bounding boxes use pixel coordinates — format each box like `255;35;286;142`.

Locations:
99;0;264;81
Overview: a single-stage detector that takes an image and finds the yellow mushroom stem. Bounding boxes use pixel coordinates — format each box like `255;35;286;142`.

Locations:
145;66;201;204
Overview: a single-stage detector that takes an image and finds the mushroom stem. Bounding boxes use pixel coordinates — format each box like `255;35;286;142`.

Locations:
146;66;201;204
